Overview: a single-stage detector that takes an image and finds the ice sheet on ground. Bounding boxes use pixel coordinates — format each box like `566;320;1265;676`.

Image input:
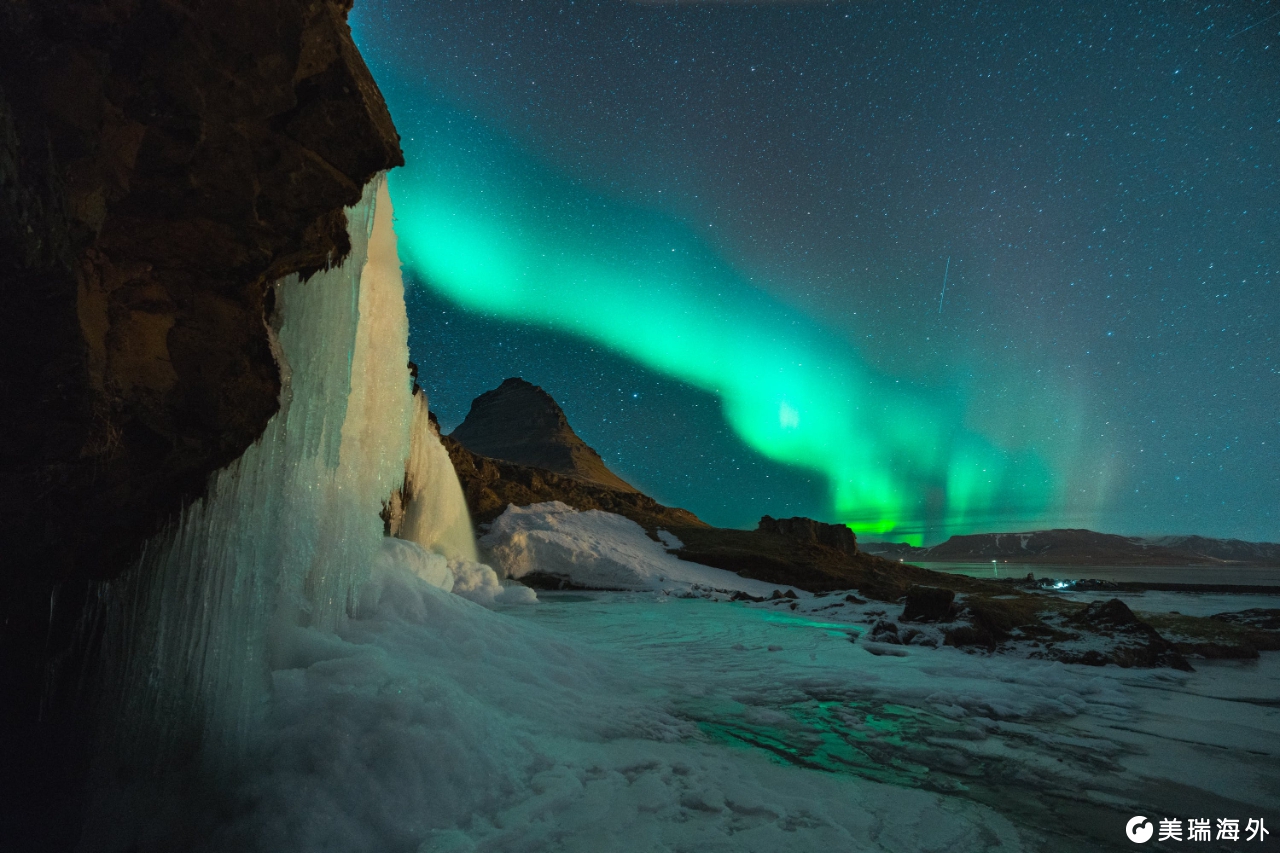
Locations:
515;591;1280;848
195;555;1031;853
169;552;1280;853
479;502;799;598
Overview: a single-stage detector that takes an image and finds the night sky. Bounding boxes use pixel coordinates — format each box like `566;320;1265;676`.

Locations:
352;1;1279;544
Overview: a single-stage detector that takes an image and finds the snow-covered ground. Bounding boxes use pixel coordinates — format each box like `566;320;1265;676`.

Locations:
107;502;1276;852
160;543;1278;853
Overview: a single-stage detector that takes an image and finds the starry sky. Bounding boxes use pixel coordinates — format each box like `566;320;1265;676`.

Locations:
352;1;1279;544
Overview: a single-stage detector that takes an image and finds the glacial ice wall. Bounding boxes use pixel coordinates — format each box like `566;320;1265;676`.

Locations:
92;175;415;776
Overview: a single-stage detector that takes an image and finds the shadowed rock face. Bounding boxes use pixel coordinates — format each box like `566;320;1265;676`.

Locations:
757;515;857;554
1;0;401;589
0;2;402;845
450;377;638;493
442;432;704;532
900;585;956;623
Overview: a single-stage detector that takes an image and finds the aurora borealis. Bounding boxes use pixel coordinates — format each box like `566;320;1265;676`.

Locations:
378;98;1050;544
353;1;1279;544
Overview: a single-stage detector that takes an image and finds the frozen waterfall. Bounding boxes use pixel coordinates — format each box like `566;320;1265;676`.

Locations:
397;394;481;564
392;393;533;606
82;173;490;810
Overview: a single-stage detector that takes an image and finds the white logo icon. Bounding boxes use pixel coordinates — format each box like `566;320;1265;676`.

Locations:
1126;816;1154;843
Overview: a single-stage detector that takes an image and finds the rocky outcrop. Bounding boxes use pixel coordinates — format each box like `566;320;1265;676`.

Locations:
443;432;704;532
1210;608;1280;631
1061;599;1193;670
0;3;402;847
450;377;638;492
671;525;951;597
1146;609;1280;660
757;515;857;554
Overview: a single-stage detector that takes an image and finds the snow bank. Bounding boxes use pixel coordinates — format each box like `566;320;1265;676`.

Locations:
479;501;797;598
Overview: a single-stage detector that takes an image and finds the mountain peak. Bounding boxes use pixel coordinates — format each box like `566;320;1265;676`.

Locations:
449;378;637;493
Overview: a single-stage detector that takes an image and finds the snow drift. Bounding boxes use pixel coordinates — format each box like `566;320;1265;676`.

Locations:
480;501;798;597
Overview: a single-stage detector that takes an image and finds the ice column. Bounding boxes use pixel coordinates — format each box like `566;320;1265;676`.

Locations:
95;175;414;771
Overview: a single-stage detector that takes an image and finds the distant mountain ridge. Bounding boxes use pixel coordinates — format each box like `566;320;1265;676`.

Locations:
861;529;1280;567
438;385;1277;669
449;378;637;493
1149;535;1280;565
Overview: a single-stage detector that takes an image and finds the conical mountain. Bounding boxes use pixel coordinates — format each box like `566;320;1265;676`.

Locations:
449;378;637;493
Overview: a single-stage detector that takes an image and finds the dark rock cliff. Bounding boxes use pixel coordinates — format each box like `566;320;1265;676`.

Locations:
0;2;401;846
1;0;401;588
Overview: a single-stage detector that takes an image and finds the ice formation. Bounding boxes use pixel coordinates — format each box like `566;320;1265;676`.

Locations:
90;176;411;775
81;175;520;845
90;550;1280;852
392;393;534;606
399;394;481;564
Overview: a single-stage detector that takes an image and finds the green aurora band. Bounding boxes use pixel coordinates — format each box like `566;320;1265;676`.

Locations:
382;98;1055;545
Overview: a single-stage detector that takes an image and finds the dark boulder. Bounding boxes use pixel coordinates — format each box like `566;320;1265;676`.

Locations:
901;585;956;623
1068;599;1193;671
868;619;901;644
1077;598;1142;627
